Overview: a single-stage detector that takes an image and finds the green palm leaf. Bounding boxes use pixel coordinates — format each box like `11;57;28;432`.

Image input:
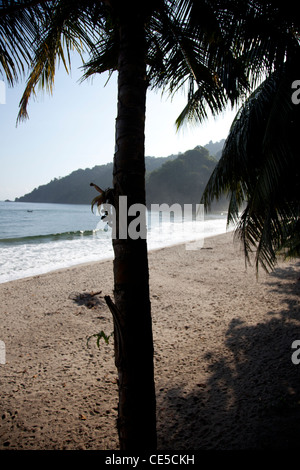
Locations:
16;0;99;122
0;0;47;84
202;62;300;271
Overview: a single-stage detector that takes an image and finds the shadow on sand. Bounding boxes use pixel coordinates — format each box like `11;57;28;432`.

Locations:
157;262;300;449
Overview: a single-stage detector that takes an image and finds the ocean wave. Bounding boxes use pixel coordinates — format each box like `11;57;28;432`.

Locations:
0;228;104;245
0;213;232;284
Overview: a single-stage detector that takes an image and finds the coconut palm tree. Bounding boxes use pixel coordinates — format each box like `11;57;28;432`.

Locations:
1;0;266;450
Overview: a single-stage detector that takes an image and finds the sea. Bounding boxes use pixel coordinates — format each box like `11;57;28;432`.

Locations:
0;201;233;284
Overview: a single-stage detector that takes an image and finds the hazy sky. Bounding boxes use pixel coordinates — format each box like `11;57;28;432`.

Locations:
0;54;237;201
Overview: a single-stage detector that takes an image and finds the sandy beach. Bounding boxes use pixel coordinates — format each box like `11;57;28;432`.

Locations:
1;231;300;450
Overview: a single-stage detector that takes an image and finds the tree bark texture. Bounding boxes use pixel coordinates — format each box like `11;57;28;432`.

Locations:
111;10;157;451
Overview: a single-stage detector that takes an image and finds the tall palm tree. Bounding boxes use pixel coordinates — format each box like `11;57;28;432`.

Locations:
1;0;262;450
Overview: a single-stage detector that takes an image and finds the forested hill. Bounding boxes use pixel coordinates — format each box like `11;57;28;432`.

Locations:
145;146;217;206
14;155;178;205
15;140;225;206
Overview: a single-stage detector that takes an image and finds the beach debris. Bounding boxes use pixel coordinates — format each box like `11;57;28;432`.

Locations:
69;290;103;309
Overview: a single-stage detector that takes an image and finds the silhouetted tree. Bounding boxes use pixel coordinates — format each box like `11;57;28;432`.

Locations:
2;0;280;449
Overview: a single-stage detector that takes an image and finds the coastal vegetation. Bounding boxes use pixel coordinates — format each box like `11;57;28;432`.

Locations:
15;141;225;208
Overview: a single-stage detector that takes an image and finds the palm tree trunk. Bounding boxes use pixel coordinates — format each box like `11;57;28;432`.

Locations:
106;10;157;451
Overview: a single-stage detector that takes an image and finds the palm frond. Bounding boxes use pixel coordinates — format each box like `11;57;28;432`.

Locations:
16;0;102;122
0;0;50;85
80;25;119;81
202;60;300;271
